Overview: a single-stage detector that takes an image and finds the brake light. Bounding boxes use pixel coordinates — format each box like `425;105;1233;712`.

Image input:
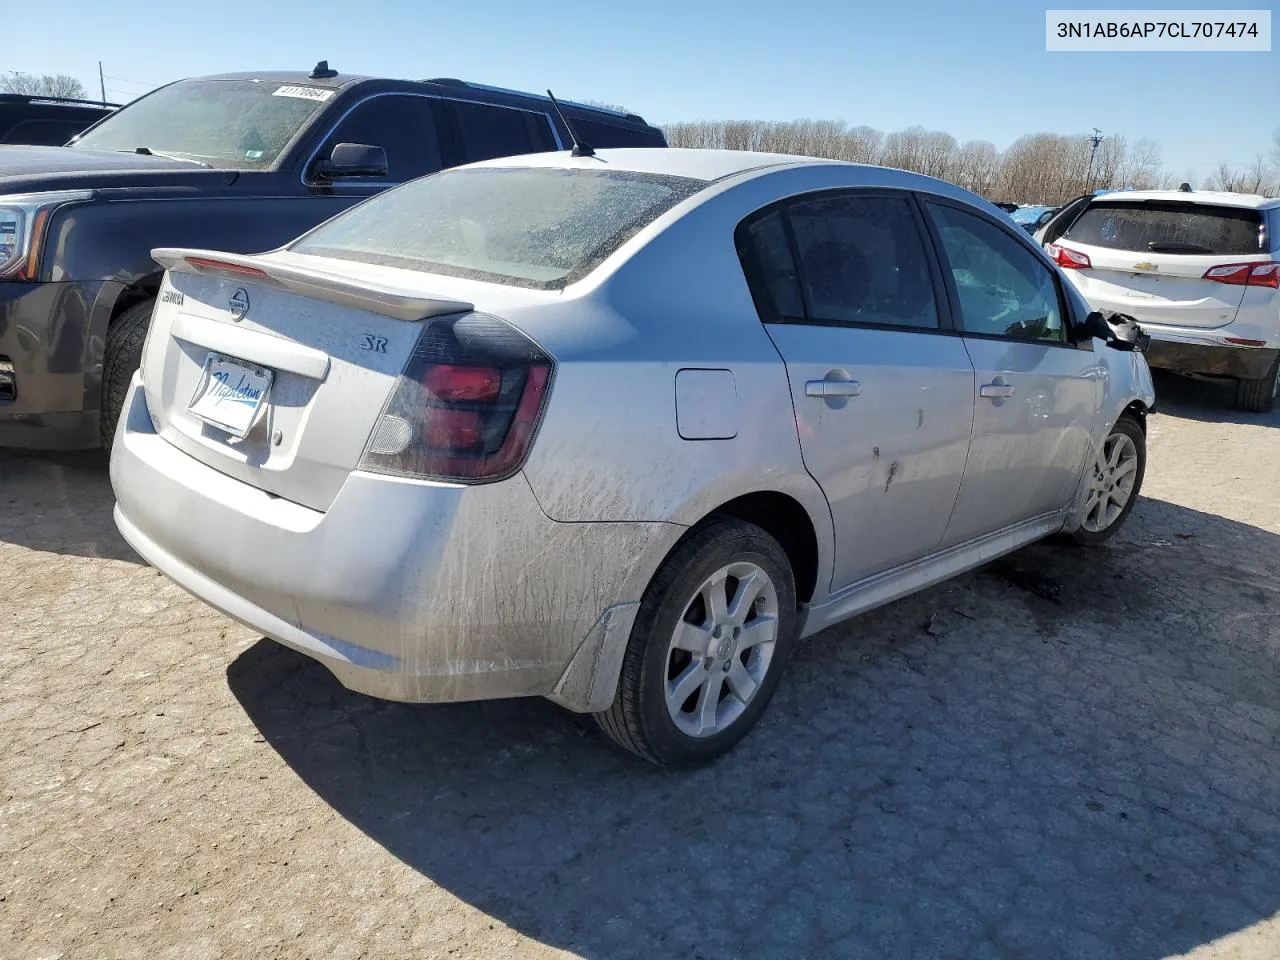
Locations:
359;314;553;483
1203;261;1280;288
424;364;502;402
1047;243;1091;269
184;256;271;278
1224;337;1267;347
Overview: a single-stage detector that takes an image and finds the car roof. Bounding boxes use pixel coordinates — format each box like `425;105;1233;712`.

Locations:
1093;189;1280;210
199;70;368;88
187;72;657;127
472;147;846;182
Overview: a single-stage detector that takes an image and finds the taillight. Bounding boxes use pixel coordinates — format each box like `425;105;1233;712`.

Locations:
1047;243;1092;269
359;314;553;483
1203;261;1280;289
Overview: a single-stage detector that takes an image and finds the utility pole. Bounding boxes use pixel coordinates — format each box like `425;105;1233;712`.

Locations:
98;62;106;105
1085;128;1104;193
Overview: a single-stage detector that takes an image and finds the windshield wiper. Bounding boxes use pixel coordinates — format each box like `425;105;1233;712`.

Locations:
1147;240;1212;254
128;146;211;168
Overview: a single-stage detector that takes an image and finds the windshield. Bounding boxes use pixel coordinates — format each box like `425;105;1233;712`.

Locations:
71;78;331;169
292;166;707;289
1064;201;1266;255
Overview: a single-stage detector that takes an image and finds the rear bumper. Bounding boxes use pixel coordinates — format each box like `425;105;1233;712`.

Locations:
110;375;681;709
0;278;123;450
1144;337;1279;380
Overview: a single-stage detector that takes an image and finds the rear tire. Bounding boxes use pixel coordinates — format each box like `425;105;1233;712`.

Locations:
594;518;798;767
100;299;154;452
1234;354;1280;413
1069;414;1146;547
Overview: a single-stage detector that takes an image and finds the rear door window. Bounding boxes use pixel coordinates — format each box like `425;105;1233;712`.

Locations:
788;194;940;329
736;193;941;330
314;94;442;183
447;101;557;163
738;211;804;320
1064;201;1266;256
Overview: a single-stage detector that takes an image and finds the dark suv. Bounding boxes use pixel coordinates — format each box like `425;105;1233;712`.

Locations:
0;94;118;147
0;65;665;449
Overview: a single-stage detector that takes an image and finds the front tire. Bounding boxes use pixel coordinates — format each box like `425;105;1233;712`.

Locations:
1069;414;1146;546
594;518;798;767
1234;353;1280;413
100;299;154;452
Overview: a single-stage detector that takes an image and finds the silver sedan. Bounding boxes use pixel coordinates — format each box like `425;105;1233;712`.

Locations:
109;148;1155;766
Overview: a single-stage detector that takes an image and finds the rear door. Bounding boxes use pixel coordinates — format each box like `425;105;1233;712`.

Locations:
738;189;976;589
921;199;1101;545
1054;199;1268;329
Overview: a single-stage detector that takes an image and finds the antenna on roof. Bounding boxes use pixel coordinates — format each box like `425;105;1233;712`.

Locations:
310;60;338;80
545;89;594;158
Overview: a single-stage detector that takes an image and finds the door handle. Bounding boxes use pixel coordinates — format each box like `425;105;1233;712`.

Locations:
979;381;1016;399
805;378;861;398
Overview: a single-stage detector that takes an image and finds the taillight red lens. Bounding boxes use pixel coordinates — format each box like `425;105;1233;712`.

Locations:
1247;262;1278;288
359;314;554;483
1203;261;1280;288
424;407;485;449
1047;243;1091;269
424;364;502;401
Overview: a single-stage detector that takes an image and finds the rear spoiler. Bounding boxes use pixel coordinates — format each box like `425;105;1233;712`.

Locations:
151;248;474;322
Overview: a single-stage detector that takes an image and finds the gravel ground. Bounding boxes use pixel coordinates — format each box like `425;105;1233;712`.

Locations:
3;372;1280;960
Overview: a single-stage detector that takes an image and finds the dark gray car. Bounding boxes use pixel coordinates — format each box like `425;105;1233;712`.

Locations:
0;65;665;450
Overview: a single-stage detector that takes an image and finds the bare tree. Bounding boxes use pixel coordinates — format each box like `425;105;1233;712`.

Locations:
1240;154;1271;194
1207;163;1246;192
1113;137;1162;189
661;118;1189;203
0;71;87;99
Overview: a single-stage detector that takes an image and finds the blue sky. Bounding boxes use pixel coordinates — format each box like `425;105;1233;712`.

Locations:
7;0;1276;178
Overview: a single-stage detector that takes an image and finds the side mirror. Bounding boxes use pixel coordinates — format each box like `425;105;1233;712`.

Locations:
317;142;388;179
1076;310;1151;353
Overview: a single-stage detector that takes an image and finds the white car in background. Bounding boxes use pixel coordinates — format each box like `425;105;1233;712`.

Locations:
1046;190;1280;411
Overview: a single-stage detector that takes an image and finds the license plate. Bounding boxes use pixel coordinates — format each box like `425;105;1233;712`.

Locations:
188;353;273;439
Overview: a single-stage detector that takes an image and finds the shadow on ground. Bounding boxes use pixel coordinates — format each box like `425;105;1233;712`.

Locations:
1152;369;1280;428
0;449;141;563
228;496;1280;959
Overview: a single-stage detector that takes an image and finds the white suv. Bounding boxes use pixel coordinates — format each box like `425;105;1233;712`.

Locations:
1047;190;1279;411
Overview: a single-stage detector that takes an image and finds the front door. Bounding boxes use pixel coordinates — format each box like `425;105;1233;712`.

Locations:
921;200;1102;546
738;191;976;590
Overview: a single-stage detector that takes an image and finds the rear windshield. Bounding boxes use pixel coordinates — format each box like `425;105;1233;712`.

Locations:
1064;200;1267;256
71;78;330;169
292;166;706;289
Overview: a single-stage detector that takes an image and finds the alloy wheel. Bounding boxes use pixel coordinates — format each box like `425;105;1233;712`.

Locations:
1080;432;1139;533
664;561;779;738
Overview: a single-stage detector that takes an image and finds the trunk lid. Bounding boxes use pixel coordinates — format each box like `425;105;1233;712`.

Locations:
1057;199;1268;329
141;248;475;511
